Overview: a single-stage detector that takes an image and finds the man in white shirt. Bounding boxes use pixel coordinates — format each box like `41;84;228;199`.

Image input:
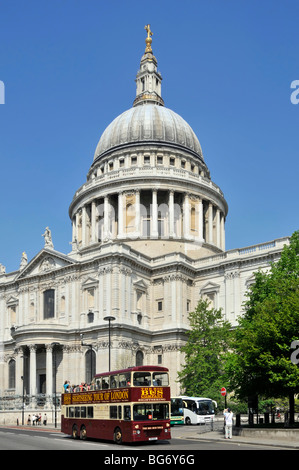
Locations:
223;408;233;439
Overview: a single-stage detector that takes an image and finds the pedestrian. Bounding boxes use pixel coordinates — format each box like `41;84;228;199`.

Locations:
43;413;47;426
223;408;233;439
27;414;31;425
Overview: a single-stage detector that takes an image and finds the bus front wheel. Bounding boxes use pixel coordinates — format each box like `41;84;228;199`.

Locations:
185;417;191;425
114;427;122;445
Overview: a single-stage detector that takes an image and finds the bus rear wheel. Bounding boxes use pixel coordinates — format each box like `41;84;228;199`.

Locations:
185;417;191;425
114;427;122;445
80;425;87;440
72;424;79;439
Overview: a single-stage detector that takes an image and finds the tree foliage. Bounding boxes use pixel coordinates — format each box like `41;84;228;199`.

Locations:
178;298;232;400
226;231;299;413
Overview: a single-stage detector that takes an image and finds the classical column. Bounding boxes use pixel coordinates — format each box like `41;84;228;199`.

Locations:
103;196;110;240
135;190;140;237
75;212;80;245
221;213;225;250
82;205;87;247
91;201;97;243
168;190;175;238
208;203;213;244
46;344;53;397
216;208;221;248
151;189;158;238
29;345;37;397
118;192;124;239
15;347;23;396
183;193;190;239
72;217;76;245
197;198;203;240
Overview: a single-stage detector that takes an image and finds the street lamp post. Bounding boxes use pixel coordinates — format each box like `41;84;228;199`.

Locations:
103;316;115;371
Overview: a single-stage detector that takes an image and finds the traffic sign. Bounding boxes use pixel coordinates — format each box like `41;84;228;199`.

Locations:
220;387;226;396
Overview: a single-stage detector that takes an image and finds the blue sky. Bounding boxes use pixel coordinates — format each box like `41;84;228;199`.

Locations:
0;0;298;273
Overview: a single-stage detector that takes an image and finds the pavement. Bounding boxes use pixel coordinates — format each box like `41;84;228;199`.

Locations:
173;426;299;449
2;423;299;449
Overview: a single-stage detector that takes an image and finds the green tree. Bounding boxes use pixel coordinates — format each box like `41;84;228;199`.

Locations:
178;298;232;401
227;231;299;423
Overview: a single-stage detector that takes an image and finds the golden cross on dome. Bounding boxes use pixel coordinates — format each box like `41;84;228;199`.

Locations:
144;24;153;39
144;24;153;53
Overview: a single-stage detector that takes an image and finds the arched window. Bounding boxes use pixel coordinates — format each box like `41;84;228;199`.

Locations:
136;350;144;367
85;349;96;383
8;359;16;389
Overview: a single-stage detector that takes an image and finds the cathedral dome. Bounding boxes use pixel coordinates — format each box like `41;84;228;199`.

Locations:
93;104;203;162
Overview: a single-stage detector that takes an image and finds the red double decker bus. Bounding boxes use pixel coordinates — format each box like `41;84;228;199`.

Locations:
61;366;171;444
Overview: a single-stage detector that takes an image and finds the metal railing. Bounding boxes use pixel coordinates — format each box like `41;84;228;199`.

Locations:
0;394;61;410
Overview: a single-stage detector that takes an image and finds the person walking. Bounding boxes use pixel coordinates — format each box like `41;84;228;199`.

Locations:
223;408;233;439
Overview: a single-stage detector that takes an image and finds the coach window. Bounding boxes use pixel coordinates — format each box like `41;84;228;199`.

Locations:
43;289;55;319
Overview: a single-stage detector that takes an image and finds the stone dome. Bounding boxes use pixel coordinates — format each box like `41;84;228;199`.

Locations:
93;104;204;162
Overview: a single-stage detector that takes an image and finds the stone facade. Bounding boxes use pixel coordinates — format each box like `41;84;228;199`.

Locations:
0;31;290;400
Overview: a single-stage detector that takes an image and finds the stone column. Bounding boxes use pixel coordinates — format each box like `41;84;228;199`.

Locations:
208;203;213;244
221;213;225;251
151;189;158;238
197;198;203;240
216;208;221;248
91;201;97;243
15;347;23;396
82;205;87;247
135;190;140;237
46;344;53;397
118;192;124;239
75;212;80;245
183;193;190;239
103;196;110;240
169;190;175;238
29;345;37;397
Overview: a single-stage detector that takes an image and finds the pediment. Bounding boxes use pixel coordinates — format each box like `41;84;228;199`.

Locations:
6;295;18;306
15;249;75;280
82;276;98;289
133;279;148;291
200;281;220;293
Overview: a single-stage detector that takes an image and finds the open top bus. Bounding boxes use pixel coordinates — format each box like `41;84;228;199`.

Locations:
61;366;171;444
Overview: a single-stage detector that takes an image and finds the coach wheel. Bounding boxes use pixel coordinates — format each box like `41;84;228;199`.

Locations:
114;427;122;445
72;424;79;439
80;425;87;440
185;417;191;425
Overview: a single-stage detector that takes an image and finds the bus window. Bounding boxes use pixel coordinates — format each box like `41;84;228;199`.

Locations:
69;407;75;418
133;371;151;386
95;378;102;390
153;372;169;386
133;403;169;420
110;406;117;419
87;406;94;418
124;405;131;420
119;372;131;387
110;375;118;388
102;377;109;389
81;407;86;418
